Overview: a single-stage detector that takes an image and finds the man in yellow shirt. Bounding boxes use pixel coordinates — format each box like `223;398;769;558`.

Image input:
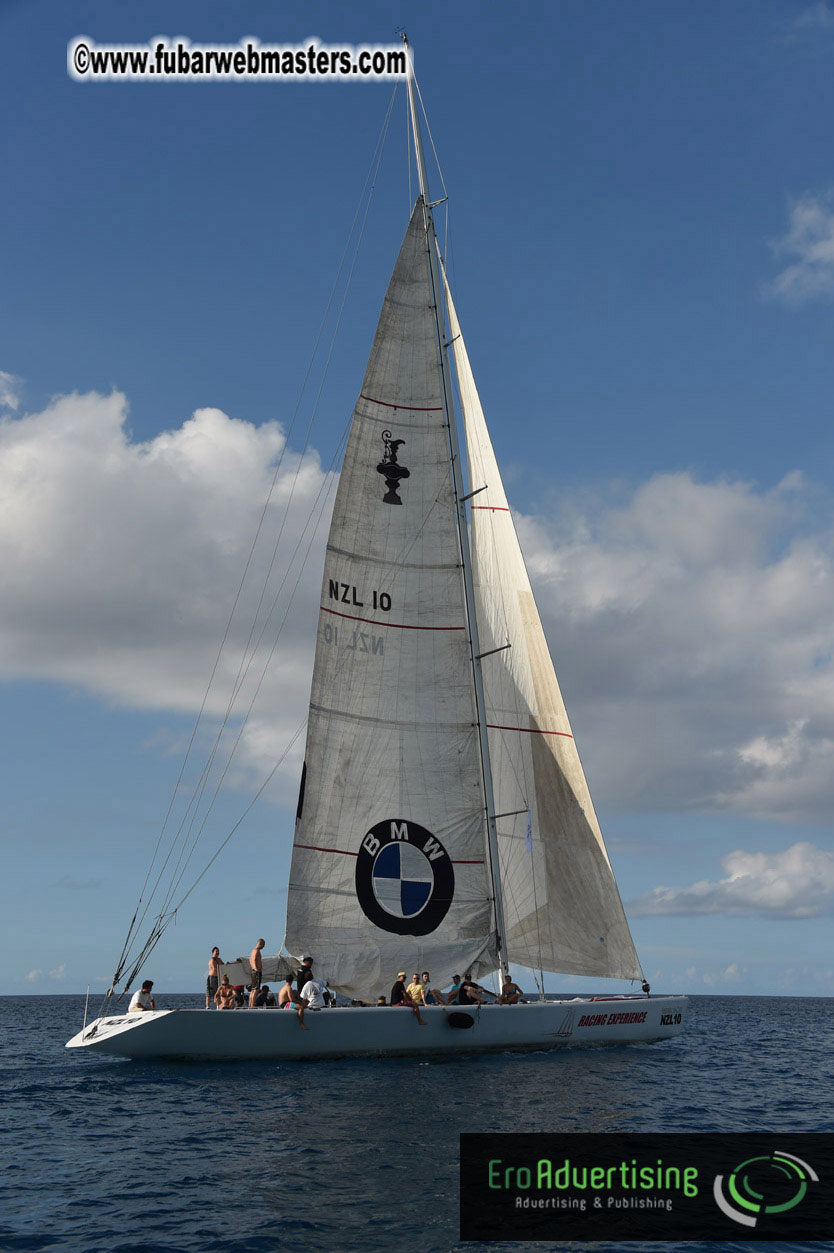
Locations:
406;972;426;1007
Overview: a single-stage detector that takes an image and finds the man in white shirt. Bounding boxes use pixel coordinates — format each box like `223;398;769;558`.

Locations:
128;980;156;1012
299;977;327;1011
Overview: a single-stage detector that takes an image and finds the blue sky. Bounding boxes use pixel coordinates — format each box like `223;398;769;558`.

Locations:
3;0;834;998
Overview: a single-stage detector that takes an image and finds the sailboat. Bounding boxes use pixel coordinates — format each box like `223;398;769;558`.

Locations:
67;43;686;1061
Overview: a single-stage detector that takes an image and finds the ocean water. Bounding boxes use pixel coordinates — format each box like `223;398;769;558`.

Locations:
1;994;832;1253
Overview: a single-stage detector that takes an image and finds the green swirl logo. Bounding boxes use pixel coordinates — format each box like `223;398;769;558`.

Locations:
713;1151;818;1228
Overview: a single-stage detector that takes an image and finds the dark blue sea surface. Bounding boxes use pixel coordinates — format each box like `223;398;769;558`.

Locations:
1;994;831;1253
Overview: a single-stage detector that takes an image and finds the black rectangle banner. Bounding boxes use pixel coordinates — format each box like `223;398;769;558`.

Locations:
460;1133;834;1241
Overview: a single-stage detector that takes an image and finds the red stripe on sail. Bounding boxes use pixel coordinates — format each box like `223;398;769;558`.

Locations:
487;723;574;739
321;607;464;632
359;393;443;412
472;506;510;512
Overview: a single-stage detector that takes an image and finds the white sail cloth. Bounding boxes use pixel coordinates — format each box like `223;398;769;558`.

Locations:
285;205;498;1001
445;279;642;981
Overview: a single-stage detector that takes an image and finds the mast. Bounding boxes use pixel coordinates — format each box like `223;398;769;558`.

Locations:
403;37;510;984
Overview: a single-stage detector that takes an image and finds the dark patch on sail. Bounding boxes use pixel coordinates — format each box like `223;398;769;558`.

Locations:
295;761;307;824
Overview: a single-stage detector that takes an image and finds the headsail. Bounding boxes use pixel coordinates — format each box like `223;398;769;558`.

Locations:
445;279;642;981
285;206;498;1001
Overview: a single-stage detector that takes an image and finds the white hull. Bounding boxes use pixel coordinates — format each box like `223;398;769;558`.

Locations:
66;996;687;1061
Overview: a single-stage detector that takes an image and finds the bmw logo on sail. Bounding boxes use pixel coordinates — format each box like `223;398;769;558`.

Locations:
355;819;454;935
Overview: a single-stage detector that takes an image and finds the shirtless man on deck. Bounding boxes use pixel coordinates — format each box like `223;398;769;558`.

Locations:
206;946;223;1009
278;974;308;1029
248;938;265;1009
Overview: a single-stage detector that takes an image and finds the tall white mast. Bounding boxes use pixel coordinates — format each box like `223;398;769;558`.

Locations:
403;37;510;985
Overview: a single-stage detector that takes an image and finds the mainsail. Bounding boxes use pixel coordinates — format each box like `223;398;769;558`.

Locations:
285;205;498;1000
445;279;643;981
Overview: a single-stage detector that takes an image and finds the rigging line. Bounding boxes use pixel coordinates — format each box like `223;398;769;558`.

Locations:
159;85;396;859
111;103;398;985
149;419;348;917
120;718;309;989
159;78;395;855
126;424;349;971
412;70;448;201
111;86;398;980
406;81;412;211
116;424;350;981
154;434;348;918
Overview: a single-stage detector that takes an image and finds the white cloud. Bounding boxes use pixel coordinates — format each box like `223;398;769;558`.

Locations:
0;370;22;411
765;191;834;303
517;470;834;821
48;963;67;981
0;390;334;800
26;969;42;982
793;2;834;29
629;842;834;918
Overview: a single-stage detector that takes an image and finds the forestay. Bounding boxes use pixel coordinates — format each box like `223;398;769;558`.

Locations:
285;205;498;1001
445;279;642;980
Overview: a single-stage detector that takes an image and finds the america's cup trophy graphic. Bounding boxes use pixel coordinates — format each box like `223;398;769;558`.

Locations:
376;430;410;505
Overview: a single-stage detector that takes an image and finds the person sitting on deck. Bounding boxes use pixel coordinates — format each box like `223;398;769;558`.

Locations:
465;971;492;996
254;984;276;1007
278;975;308;1029
129;980;155;1012
215;974;236;1010
406;972;426;1008
444;974;463;1005
420;971;441;1005
299;974;329;1014
390;971;427;1025
459;975;484;1006
498;976;523;1004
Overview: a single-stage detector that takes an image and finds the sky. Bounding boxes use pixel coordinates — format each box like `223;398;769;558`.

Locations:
2;0;834;999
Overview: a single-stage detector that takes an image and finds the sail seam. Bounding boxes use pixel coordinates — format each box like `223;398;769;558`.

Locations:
359;392;442;411
309;702;472;732
321;606;464;631
355;411;441;430
325;543;460;572
294;843;483;865
487;722;574;739
294;843;358;856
